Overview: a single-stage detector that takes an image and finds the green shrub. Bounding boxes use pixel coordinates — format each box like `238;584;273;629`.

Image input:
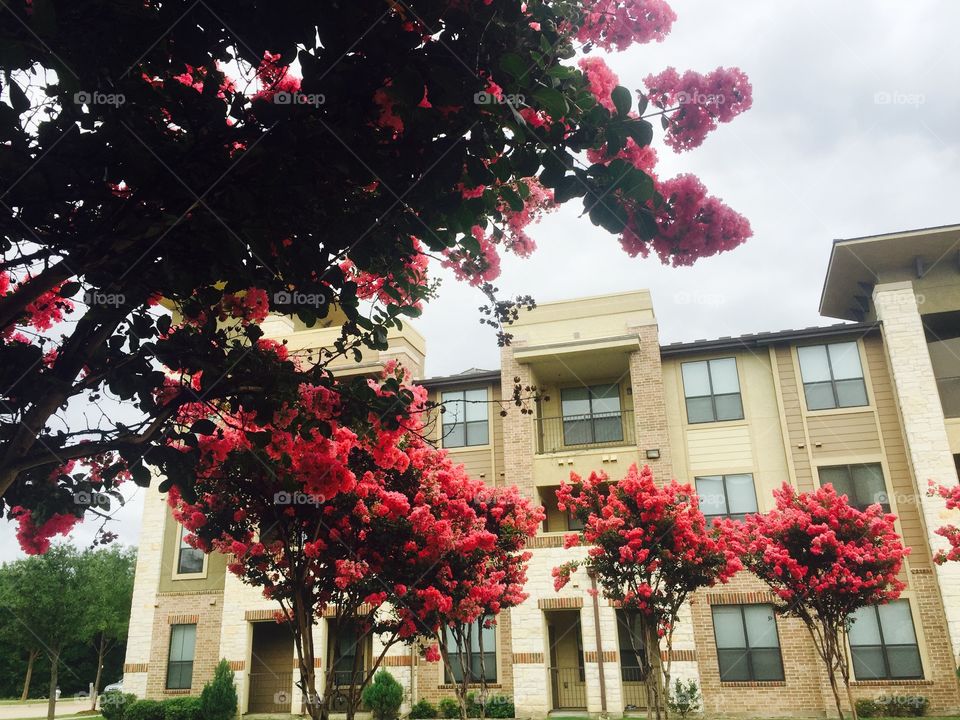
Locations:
439;697;460;719
199;659;238;720
856;699;880;718
667;679;701;719
124;700;165;720
484;695;515;718
466;692;482;718
361;670;404;720
162;696;202;720
409;699;439;719
100;691;137;720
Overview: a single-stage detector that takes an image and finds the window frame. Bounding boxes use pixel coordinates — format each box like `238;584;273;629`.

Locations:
711;604;785;683
695;474;759;521
443;616;498;684
173;524;206;578
166;623;197;690
616;610;646;682
848;601;924;681
328;618;369;687
559;383;624;446
797;341;869;411
440;388;490;449
817;463;890;512
681;358;744;425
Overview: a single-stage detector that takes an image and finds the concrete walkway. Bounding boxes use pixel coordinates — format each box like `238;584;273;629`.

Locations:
0;699;91;719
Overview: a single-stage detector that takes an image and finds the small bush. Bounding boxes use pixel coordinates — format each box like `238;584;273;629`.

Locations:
466;692;482;718
409;699;439;719
856;699;880;718
361;670;404;720
439;697;460;719
162;696;202;720
858;695;928;718
484;695;515;718
100;691;137;720
124;700;165;720
667;679;701;719
199;659;238;720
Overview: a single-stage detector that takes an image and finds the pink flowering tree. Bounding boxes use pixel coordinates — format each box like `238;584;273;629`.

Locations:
741;483;910;720
553;464;741;719
928;482;960;564
168;364;540;720
2;0;753;548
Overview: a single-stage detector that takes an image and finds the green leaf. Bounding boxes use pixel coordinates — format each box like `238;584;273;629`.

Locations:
499;53;527;80
587;197;628;234
59;281;82;298
190;419;217;436
8;82;29;114
611;86;632;117
553;175;586;204
625;119;654;148
500;186;524;212
533;87;568;118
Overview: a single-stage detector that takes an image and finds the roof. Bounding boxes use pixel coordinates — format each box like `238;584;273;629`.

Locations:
421;368;501;388
659;322;880;357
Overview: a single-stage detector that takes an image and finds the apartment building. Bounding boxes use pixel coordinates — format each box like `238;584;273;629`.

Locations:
124;224;960;717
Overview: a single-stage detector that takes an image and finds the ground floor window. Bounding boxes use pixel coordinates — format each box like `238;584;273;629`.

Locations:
329;619;367;687
616;611;646;682
445;617;497;683
166;623;196;690
848;601;923;680
712;604;784;682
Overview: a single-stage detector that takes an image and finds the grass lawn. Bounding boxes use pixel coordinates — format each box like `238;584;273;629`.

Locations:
0;701;47;705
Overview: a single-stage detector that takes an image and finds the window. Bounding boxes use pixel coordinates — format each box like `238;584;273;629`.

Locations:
696;474;759;521
329;620;366;686
166;624;196;690
818;464;889;512
616;611;646;682
445;617;497;683
681;358;743;424
798;342;868;410
176;525;204;575
712;604;784;682
849;601;923;680
561;384;622;446
441;388;489;447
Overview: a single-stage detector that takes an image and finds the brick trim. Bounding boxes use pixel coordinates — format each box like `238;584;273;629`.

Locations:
910;568;934;575
660;649;697;662
584;651;617;663
290;658;322;668
168;614;199;624
383;656;413;667
322;603;373;618
721;681;787;687
851;680;935;687
529;535;565;549
227;661;246;671
538;597;583;610
245;609;276;621
124;663;149;673
438;684;502;690
163;689;192;695
512;653;545;664
157;590;224;597
704;591;776;606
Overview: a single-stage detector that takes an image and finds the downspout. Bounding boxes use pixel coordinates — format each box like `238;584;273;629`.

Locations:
588;570;608;716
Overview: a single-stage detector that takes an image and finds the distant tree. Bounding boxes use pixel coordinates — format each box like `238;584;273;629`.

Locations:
0;562;43;701
0;545;88;720
78;547;136;710
741;483;909;720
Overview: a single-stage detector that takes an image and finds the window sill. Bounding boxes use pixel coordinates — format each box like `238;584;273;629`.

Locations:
685;418;747;429
437;684;502;690
802;405;872;417
163;688;192;695
851;679;931;687
719;680;786;687
535;443;637;457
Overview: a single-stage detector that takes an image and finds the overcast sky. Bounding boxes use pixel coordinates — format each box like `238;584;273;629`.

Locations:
3;1;958;563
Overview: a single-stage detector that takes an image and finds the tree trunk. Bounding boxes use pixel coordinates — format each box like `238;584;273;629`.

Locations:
21;648;39;701
46;647;60;720
90;634;108;711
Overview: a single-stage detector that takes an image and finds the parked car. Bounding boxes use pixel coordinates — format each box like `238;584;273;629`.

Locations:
102;679;123;694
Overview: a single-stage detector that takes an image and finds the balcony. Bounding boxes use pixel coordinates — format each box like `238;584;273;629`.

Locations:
536;410;635;454
937;376;960;419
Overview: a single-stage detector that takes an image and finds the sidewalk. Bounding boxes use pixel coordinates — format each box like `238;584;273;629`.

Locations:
0;699;91;719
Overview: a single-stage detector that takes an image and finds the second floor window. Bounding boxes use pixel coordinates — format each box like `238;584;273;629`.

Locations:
682;358;743;424
445;617;497;683
177;525;204;575
848;601;923;680
561;384;622;446
712;604;785;682
166;623;197;690
696;474;759;521
818;463;889;512
798;341;868;410
441;388;489;447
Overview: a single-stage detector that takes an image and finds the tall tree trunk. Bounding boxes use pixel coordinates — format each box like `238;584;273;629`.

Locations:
90;634;108;711
21;648;39;701
46;646;60;720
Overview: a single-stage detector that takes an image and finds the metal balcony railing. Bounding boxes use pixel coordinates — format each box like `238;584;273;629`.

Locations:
548;666;587;709
936;376;960;418
620;665;649;710
536;410;635;454
248;672;293;714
